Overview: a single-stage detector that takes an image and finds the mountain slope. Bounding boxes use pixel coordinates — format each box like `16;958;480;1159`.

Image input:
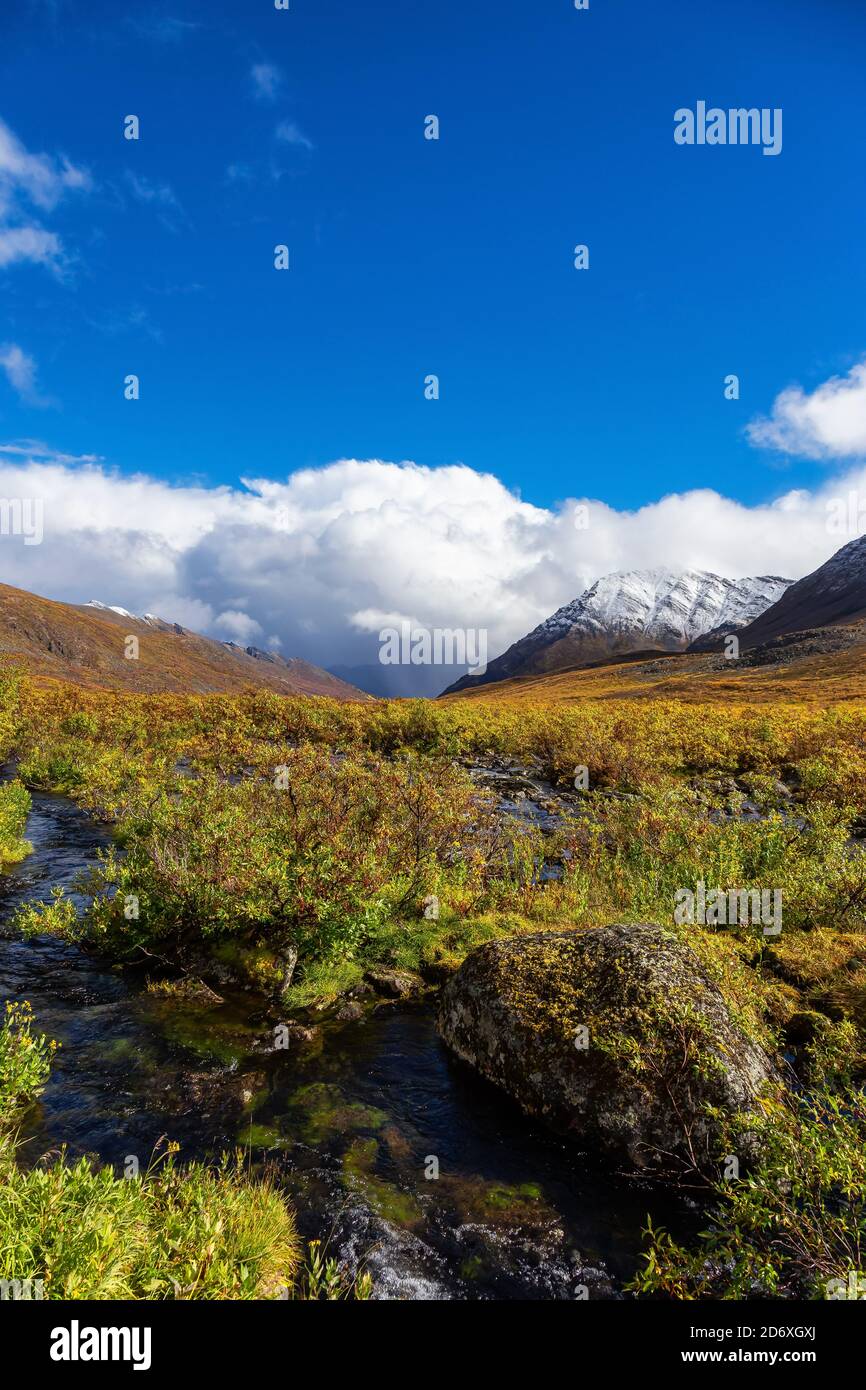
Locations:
0;584;370;699
735;534;866;649
442;620;866;707
445;568;791;693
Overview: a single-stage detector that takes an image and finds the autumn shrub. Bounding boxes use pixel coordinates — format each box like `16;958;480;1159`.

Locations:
0;780;31;863
18;747;539;993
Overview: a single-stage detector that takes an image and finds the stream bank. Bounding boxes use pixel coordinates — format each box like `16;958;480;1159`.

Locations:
0;788;694;1300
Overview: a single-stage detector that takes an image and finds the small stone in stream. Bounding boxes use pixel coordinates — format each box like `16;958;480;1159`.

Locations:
335;1000;365;1022
364;967;425;999
286;1023;321;1044
250;1021;321;1051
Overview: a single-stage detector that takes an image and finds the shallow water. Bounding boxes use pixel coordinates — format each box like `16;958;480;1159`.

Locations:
0;790;691;1300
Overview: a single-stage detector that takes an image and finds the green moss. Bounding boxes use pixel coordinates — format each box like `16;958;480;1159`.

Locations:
339;1136;423;1228
237;1123;287;1149
362;1179;423;1228
286;1083;387;1144
146;1000;258;1066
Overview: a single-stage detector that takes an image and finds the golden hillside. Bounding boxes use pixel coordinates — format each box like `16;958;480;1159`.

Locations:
0;583;370;699
444;624;866;706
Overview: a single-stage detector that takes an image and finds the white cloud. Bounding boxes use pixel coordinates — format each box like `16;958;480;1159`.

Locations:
0;344;46;405
0;117;89;214
251;62;282;102
748;359;866;459
0;449;864;691
275;121;313;152
0;439;101;463
0;116;90;275
213;609;264;643
0;225;62;271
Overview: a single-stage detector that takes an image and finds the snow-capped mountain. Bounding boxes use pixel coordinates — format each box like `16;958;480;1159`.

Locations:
445;567;792;692
85;599;136;619
85;600;163;625
735;534;866;649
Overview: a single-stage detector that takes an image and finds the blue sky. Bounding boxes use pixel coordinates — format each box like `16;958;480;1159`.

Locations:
0;0;865;693
1;0;864;510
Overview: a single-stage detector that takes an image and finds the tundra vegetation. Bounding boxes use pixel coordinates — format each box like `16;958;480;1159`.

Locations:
2;669;866;1298
0;997;372;1300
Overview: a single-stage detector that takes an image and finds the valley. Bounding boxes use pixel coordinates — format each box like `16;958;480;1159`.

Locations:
2;669;865;1300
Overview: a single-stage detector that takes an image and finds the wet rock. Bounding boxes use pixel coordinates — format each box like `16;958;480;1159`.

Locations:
289;1022;321;1044
335;1000;365;1022
437;925;777;1170
365;967;426;999
349;980;376;998
249;1021;322;1055
196;942;299;1000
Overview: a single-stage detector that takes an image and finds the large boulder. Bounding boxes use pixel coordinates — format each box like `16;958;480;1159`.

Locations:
437;925;776;1169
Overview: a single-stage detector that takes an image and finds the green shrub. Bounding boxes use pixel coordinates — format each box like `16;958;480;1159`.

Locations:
631;1046;866;1300
0;1150;301;1300
0;1004;303;1300
0;780;31;863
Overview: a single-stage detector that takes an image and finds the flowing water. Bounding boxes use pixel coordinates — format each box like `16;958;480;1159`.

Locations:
0;789;692;1300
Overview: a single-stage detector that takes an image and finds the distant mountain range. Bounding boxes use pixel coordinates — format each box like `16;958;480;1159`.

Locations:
7;532;866;704
0;585;370;699
444;568;792;694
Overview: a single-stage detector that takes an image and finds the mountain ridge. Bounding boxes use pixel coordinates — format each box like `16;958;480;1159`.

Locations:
0;583;371;699
731;534;866;650
445;567;792;694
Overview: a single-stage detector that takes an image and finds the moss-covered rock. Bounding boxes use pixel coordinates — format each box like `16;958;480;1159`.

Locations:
437;924;777;1170
364;967;426;999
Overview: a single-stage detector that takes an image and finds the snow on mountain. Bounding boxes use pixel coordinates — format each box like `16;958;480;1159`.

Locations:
444;567;792;693
85;601;166;626
85;600;135;618
531;568;792;649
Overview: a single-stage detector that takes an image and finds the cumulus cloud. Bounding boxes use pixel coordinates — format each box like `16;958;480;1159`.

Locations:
1;449;864;693
0;115;90;274
748;359;866;459
213;609;264;643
